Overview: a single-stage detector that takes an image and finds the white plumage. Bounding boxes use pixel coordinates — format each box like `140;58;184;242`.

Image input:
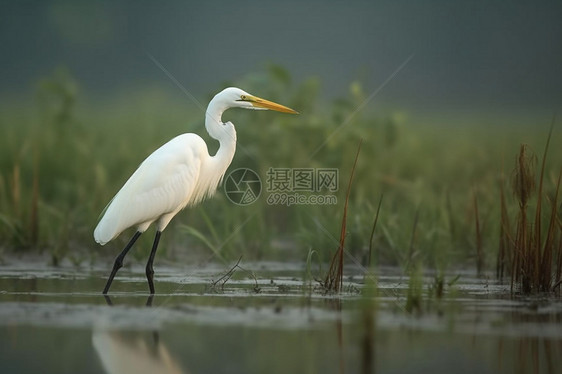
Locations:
95;87;297;294
94;134;211;245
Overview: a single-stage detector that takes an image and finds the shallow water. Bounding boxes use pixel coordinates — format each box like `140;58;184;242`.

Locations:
1;258;561;374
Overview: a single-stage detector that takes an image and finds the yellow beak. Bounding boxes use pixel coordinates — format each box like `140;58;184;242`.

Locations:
244;95;299;114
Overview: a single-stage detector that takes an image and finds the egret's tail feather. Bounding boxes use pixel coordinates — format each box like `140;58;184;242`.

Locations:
94;213;120;245
94;224;112;246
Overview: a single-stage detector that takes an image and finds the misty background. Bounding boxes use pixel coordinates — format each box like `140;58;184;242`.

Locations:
2;0;561;126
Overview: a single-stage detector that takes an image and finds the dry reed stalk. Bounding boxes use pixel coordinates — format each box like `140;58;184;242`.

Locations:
211;256;243;289
324;140;362;293
473;190;484;275
531;123;552;290
554;231;562;293
367;194;383;268
511;144;535;293
509;118;560;294
539;169;561;291
497;176;513;280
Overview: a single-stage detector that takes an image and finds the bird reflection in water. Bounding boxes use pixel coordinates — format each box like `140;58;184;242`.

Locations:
93;295;188;374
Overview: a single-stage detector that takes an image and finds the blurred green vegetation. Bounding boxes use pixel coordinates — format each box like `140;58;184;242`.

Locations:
0;65;560;273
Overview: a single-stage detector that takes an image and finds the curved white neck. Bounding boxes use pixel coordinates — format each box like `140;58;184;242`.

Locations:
205;95;237;167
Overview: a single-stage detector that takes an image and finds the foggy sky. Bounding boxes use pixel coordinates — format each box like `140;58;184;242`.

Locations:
1;0;561;120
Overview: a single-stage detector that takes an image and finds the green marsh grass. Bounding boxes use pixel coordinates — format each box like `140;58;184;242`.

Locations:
1;65;561;286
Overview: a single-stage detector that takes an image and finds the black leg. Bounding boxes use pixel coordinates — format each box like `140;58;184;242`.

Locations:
144;294;159;345
102;231;142;294
146;231;162;294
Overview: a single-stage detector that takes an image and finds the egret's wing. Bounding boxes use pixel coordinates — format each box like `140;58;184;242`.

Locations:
94;134;206;244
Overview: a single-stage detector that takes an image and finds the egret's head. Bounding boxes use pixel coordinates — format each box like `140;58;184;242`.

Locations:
218;87;298;114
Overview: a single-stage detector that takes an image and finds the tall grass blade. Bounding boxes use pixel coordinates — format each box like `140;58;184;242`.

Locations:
11;163;20;219
512;144;535;293
29;151;39;246
497;175;513;281
554;229;562;294
473;190;484;276
509;117;559;294
324;139;362;293
533;117;555;289
539;169;561;291
367;194;383;268
406;207;420;271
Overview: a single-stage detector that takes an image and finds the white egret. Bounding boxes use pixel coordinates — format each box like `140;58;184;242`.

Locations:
95;87;297;294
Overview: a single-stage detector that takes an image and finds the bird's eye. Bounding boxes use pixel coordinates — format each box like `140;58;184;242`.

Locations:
241;95;246;100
